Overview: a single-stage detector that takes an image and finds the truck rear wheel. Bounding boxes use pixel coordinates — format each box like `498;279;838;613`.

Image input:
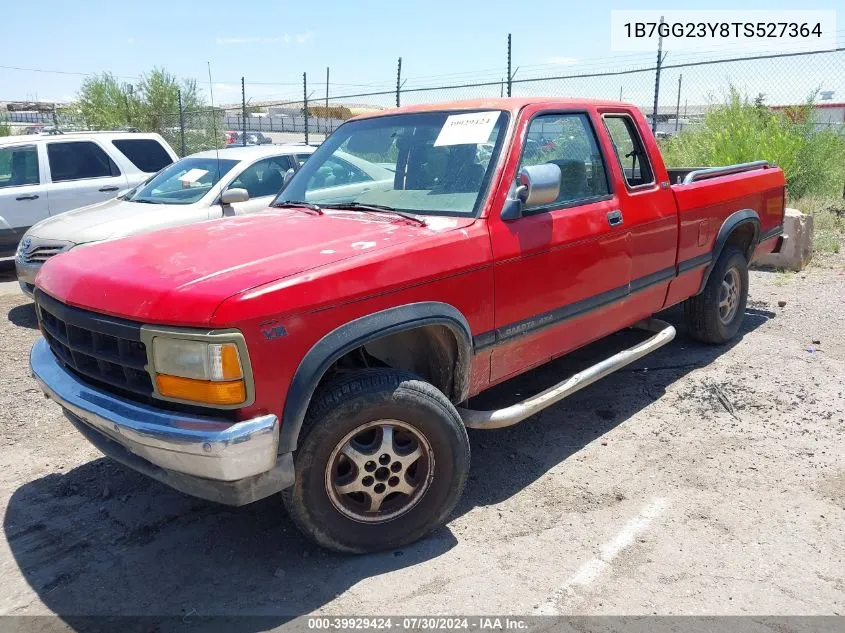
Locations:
282;368;470;553
684;246;749;344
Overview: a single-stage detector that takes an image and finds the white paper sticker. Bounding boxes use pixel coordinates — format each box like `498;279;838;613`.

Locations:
178;168;209;184
434;111;499;147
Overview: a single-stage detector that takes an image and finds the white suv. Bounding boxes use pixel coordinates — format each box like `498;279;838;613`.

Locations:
0;132;177;260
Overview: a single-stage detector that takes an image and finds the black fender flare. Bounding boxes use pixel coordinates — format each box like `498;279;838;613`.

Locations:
279;301;473;453
698;209;760;294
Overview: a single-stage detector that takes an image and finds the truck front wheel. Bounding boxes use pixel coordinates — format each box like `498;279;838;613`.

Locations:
684;246;749;344
282;368;471;553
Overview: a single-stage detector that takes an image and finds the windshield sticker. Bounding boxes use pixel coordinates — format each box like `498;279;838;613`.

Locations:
178;168;209;186
434;111;499;147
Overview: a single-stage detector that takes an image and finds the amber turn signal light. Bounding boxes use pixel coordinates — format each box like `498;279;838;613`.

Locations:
155;374;246;406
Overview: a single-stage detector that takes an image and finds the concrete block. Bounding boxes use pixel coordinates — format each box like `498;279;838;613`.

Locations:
753;208;814;272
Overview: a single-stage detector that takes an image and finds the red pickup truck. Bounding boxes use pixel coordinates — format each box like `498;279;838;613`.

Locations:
30;98;785;553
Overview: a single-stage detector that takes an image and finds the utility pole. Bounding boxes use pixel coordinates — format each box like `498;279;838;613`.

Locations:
506;33;512;97
303;72;309;145
651;15;665;135
241;76;247;145
178;89;186;157
396;57;402;108
675;74;683;132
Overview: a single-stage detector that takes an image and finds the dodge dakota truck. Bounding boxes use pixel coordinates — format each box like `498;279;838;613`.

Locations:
29;98;785;553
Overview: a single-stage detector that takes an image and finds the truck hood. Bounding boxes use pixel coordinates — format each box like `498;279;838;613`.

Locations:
36;209;473;325
28;197;209;244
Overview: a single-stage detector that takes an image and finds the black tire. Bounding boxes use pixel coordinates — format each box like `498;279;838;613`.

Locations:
282;368;470;553
684;246;749;344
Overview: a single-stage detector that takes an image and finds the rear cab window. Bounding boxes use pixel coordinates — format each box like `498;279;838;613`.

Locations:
111;139;174;173
0;144;40;188
47;141;120;182
603;115;654;188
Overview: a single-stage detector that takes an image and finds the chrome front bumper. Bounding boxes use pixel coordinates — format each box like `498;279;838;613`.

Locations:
30;338;292;504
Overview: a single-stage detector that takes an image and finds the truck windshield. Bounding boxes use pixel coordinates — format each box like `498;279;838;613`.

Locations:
275;110;509;217
127;157;239;205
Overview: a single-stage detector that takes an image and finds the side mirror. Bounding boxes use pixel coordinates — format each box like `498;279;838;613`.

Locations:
282;168;295;188
221;188;250;205
501;163;561;221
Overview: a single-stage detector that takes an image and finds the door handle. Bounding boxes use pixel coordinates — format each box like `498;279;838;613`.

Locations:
99;185;120;192
607;210;623;226
16;194;39;201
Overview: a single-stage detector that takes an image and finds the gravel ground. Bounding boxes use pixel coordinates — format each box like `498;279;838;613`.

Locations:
0;260;843;628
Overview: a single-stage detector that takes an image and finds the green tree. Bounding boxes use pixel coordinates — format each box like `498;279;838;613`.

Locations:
136;68;203;133
73;67;223;155
77;72;140;130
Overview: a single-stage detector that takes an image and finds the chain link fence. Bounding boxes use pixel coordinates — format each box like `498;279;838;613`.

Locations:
4;48;843;156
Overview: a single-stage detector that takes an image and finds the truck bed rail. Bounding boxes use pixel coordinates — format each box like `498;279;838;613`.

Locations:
673;160;771;185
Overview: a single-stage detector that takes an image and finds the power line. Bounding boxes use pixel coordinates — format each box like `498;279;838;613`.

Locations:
0;64;140;81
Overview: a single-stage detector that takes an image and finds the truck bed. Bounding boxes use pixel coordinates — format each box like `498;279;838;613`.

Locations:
662;160;785;307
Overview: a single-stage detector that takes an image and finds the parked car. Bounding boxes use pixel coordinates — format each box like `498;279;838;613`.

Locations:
30;98;785;553
1;132;177;262
226;131;272;146
15;143;318;296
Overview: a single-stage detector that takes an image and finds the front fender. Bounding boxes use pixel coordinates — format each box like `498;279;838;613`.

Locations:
279;301;473;453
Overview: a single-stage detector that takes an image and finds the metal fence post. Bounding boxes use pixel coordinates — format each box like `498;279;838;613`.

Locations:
177;89;187;157
507;34;512;97
241;77;247;145
303;72;309;145
396;57;402;107
675;74;683;132
651;16;664;135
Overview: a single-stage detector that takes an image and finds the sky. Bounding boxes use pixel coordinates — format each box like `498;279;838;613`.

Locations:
1;0;842;108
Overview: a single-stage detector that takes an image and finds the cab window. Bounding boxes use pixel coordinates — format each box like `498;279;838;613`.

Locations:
517;113;610;210
603;115;654;188
230;156;294;199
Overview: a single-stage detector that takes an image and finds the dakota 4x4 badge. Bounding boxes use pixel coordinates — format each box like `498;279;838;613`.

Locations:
260;322;287;341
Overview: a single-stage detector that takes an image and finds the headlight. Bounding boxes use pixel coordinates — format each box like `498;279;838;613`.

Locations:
150;337;247;406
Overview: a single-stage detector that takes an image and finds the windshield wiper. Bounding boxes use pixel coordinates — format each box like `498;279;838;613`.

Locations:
272;200;324;215
321;202;426;226
130;198;167;204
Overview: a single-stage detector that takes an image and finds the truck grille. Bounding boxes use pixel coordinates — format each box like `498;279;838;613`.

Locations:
34;289;153;398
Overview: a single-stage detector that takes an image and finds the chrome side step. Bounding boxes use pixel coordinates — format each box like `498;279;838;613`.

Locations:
458;319;676;430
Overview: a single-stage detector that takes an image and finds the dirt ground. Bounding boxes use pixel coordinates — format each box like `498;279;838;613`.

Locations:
0;258;843;629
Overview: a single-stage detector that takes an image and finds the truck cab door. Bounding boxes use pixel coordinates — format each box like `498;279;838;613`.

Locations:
598;110;678;317
0;143;50;257
487;109;633;383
